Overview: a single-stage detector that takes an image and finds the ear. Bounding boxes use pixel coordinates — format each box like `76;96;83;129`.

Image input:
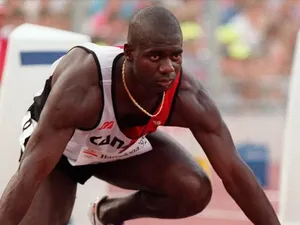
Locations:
123;43;134;62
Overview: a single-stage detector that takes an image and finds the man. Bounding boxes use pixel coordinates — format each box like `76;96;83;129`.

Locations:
0;6;280;225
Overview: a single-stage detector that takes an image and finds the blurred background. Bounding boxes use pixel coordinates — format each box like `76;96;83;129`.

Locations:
0;0;299;224
0;0;297;113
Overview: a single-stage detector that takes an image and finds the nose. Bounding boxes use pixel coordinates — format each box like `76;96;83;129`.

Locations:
159;58;175;75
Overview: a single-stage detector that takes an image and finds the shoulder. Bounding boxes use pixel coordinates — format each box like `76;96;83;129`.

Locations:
43;47;102;129
177;71;213;113
51;47;99;88
169;70;222;130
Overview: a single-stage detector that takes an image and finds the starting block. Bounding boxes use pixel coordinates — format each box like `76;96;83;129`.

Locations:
195;156;211;178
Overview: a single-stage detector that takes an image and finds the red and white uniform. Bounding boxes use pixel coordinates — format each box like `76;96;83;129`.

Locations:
20;43;181;166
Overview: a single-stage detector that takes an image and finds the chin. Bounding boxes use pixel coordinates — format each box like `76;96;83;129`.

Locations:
155;83;173;92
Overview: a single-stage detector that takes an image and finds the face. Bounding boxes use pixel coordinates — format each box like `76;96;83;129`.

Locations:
124;32;183;92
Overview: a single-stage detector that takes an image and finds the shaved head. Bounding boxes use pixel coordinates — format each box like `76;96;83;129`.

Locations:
124;6;183;94
127;6;183;46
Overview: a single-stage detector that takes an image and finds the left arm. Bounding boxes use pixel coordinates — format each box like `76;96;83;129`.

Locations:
168;73;280;225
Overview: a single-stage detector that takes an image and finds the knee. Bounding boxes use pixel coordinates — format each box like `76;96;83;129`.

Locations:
174;171;212;216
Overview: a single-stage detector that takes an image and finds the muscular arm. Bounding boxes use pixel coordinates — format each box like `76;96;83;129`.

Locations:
168;73;280;225
0;48;100;225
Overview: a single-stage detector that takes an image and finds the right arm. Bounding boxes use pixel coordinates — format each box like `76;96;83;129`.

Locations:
0;48;99;225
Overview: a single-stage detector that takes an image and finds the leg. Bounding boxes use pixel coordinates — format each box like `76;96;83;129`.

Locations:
93;130;212;224
19;169;77;225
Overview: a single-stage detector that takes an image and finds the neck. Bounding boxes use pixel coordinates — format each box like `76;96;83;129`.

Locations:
113;56;167;119
123;60;159;103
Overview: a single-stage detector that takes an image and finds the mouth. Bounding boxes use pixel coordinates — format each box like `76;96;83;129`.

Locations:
156;79;174;88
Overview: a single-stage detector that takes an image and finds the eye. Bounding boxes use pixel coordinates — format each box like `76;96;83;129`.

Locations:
172;53;182;60
150;55;160;61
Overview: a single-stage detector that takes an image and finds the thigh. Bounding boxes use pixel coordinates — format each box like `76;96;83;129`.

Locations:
94;130;206;194
20;169;77;225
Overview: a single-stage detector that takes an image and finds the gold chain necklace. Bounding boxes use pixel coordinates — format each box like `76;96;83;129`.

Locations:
122;60;165;117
